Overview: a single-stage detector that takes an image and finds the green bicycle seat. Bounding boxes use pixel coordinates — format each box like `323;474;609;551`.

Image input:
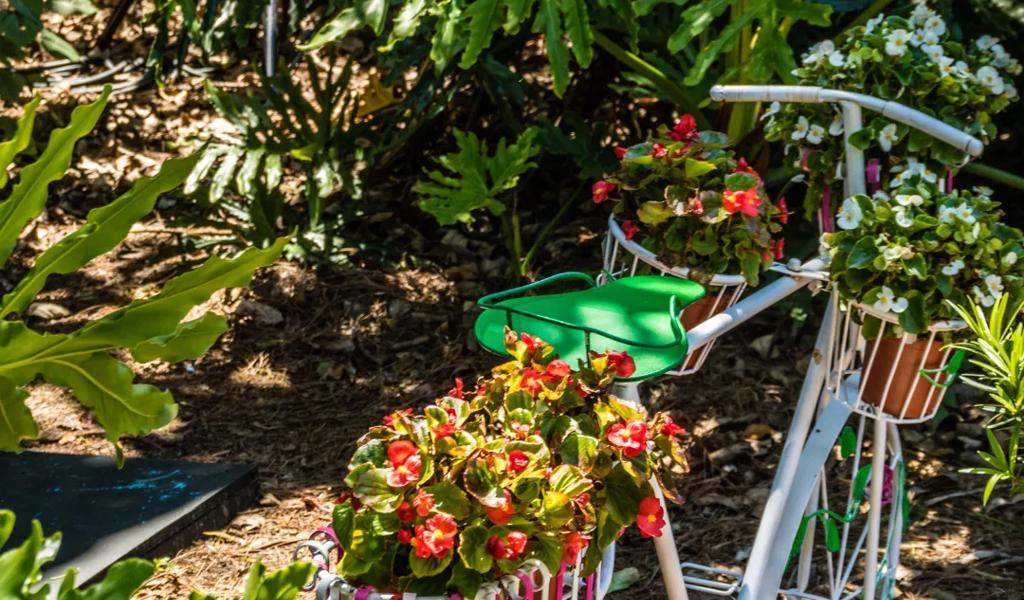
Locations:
474;272;706;381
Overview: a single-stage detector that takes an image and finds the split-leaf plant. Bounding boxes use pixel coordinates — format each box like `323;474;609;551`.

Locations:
0;509;316;600
0;88;287;461
184;51;366;263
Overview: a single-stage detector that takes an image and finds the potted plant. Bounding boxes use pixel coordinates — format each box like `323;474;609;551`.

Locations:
328;331;689;598
762;3;1020;219
823;177;1023;418
593;116;787;369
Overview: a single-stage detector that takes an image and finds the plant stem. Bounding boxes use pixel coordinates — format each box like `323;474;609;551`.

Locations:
521;183;585;278
839;0;893;39
962;162;1024;191
591;31;709;128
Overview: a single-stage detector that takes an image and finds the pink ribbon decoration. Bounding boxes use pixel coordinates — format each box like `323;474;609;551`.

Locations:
554;562;566;600
946;167;954;192
314;526;343;559
354;587;374;600
514;570;535;600
866;159;881;194
821;183;834;233
585;573;596;600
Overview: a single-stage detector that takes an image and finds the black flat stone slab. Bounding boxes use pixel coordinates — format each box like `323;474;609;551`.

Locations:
0;452;258;588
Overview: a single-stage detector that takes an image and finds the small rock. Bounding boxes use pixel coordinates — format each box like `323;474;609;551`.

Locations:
236;299;284;325
26;302;70;320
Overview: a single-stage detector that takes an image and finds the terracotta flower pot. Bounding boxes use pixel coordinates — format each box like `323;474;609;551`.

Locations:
679;290;733;371
861;335;950;419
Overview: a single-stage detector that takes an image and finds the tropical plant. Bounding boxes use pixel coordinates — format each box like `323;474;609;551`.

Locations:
331;331;689;597
595;115;787;286
763;2;1021;217
949;294;1024;504
823;176;1023;336
415;127;549;278
0;89;286;461
184;51;368;261
0;508;316;600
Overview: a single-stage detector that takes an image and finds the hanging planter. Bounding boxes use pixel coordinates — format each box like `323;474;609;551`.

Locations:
822;176;1024;422
299;333;690;599
595;116;787;375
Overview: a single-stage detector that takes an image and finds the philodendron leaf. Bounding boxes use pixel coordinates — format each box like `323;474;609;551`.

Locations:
0;95;41;187
0;87;110;265
460;0;503;69
0;376;37;452
38;353;177;448
533;0;569;96
240;560;317;600
131;313;229;364
0;153;201;317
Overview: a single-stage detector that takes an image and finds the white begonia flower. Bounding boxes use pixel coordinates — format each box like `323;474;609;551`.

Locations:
804;40;835;66
910;3;933;24
792;116;810;141
971;221;981;242
939;205;958;224
924;44;945;63
807;124;826;145
874;286;909;314
761;101;781;121
879;123;898;151
865;14;884;34
923;14;946;36
985;274;1005;297
1006;60;1022;76
977;35;997;51
910;30;928;47
1007;84;1019;100
956;202;977;224
974;185;994;197
886;29;912;57
896;193;924;206
893;206;914;228
938;56;955;76
873;190;891;203
829;114;844;136
920;164;938;183
972;286;995;307
992;44;1010;68
941;259;964;276
837;198;863;230
977;66;1006;94
828;51;845;67
1003;252;1018;267
883;246;901;260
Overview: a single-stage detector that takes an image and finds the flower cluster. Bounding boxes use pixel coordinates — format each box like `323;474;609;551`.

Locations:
329;332;689;597
763;2;1019;216
593;115;787;286
824;177;1023;335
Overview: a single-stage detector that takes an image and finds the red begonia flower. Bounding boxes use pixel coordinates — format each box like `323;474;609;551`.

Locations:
660;416;686;437
397;529;412;544
508;450;530;473
614;146;627;159
387;441;421;487
606;420;648;458
776;197;789;224
412;513;458;559
382;408;412;427
563;532;590;564
414;489;435;517
622;220;638;241
546;359;570;378
651;143;668;158
488;531;529;561
636;496;666;538
772;238;785;260
592;180;615;204
396;500;415;524
447;377;464;399
606;351;636;378
722;187;763;217
486;489;516;525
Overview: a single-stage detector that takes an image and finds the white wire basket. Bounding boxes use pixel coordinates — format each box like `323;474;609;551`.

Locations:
295;529;617;600
826;299;966;425
601;215;748;376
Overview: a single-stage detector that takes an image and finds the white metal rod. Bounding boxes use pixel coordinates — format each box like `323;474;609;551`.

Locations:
710;85;984;157
652;476;690;600
686;258;826;354
739;298;835;600
863;417;888;600
841;102;866;198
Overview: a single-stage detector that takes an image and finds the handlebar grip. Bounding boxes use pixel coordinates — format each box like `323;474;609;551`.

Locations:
710;85;823;104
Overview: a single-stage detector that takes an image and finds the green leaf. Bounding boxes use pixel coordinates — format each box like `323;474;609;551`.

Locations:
297;7;363;51
776;0;832;26
0;376;37;452
0;95;40;188
49;0;98;16
424;482;471;519
457;524;492;573
558;0;593;67
131;313;229;364
0;519;54;597
39;30;80;61
415;128;538;225
350;466;401;511
539;490;574;527
534;0;570;96
0;87;109;265
448;562;484;599
548;464;591;497
463;453;505;507
667;0;734;54
59;558;156;600
684;8;759;86
558;433;598;471
240;560;316;600
332;501;356;550
460;0;503;69
38;353;177;448
1;153;201;318
897;290;926;334
409;548;453;578
839;425;856;459
607;567;641;594
684;158;717;179
847;237;880;269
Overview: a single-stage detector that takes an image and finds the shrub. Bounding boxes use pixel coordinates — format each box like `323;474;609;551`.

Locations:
0;90;286;461
331;331;689;597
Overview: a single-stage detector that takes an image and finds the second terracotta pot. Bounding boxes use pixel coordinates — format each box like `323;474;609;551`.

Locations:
860;335;949;419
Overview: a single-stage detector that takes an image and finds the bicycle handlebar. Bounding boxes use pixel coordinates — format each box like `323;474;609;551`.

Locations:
710;85;984;158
